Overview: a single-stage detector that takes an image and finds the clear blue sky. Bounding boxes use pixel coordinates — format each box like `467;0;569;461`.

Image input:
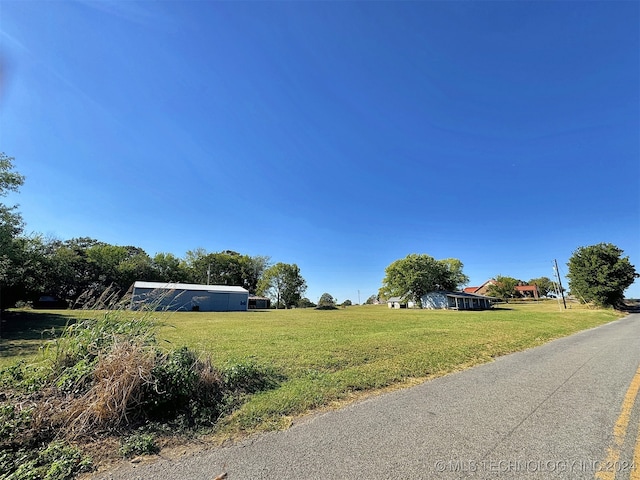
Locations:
1;1;639;303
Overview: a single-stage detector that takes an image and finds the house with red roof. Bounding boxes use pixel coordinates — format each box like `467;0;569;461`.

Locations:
463;279;496;296
465;280;540;299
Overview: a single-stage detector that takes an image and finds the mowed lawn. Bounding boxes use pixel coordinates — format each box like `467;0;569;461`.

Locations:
0;302;624;434
156;302;623;433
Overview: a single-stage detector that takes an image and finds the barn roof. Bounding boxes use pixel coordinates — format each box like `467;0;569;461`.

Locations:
132;281;249;294
387;297;405;302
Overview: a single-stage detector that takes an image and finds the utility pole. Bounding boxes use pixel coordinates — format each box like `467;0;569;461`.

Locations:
551;277;562;310
207;264;211;285
554;259;567;309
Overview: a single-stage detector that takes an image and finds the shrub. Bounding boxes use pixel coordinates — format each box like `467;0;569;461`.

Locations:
0;440;92;480
222;360;281;394
317;293;336;309
119;431;159;458
143;346;201;419
0;307;284;476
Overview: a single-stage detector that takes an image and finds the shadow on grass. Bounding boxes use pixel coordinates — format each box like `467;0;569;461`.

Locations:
0;310;77;341
0;311;80;361
0;339;49;360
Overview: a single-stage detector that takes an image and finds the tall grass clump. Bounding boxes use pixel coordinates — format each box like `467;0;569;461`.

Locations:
0;307;282;479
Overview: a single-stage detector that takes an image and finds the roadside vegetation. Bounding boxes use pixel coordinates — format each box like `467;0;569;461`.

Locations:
0;309;280;479
0;301;625;478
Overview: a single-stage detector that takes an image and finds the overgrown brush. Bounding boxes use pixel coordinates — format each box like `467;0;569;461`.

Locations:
59;340;156;437
0;308;282;479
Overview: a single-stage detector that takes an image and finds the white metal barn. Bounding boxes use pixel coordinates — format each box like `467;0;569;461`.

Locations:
130;281;249;312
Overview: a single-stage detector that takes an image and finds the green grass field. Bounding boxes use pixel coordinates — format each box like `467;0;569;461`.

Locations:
0;302;624;435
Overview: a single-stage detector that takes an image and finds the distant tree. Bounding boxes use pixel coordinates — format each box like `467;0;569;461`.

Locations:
317;293;336;309
257;262;306;309
85;244;133;291
151;252;188;283
567;243;638;307
42;238;103;304
183;249;240;285
297;297;316;308
27;239;150;306
486;276;519;302
1;235;50;308
527;277;555;297
183;249;270;292
341;299;352;307
113;246;154;292
76;243;153;297
365;294;378;305
380;254;468;308
183;247;208;282
240;254;271;293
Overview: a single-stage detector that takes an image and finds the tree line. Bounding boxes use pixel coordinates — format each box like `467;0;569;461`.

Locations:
472;244;637;307
1;154;637;310
485;275;558;301
378;248;637;308
0;153;307;310
1;235;308;310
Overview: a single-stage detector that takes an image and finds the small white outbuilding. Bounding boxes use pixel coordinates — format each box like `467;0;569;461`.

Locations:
387;297;415;309
130;281;249;312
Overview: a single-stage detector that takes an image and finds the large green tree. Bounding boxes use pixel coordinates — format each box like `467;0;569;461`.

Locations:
380;254;469;307
151;252;188;283
257;262;306;309
567;243;638;307
46;238;109;304
183;249;269;292
486;275;519;302
0;153;26;309
439;258;470;291
9;235;50;299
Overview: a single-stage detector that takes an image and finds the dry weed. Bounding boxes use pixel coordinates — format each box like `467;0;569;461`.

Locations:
63;340;155;437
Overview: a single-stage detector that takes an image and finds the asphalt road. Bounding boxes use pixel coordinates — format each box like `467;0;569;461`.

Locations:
94;312;640;480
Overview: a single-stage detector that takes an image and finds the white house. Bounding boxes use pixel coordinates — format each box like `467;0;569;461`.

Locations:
130;281;249;312
421;291;493;310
